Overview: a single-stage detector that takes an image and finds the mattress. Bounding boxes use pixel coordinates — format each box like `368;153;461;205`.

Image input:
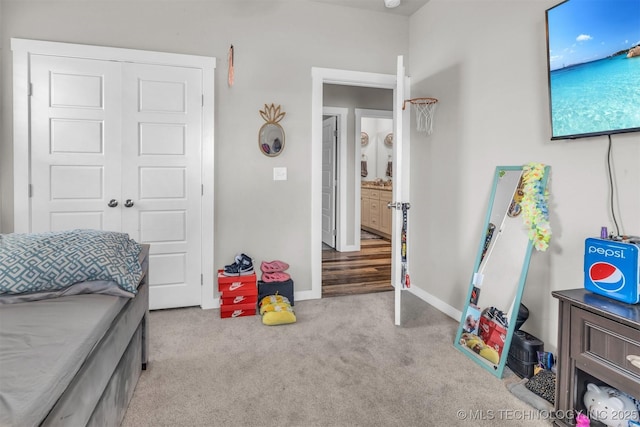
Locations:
0;292;128;427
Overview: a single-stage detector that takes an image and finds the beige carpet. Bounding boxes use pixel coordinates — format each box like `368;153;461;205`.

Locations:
122;291;553;427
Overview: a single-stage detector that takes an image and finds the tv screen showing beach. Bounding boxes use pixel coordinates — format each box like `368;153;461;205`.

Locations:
545;0;640;140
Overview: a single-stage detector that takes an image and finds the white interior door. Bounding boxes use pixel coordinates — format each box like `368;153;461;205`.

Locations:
393;55;411;326
322;116;337;247
122;62;203;309
30;54;123;232
27;53;203;310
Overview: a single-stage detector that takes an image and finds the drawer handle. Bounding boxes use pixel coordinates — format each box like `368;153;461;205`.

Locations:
628;355;640;369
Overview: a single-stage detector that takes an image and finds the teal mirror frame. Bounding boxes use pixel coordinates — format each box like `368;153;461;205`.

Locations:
453;165;550;378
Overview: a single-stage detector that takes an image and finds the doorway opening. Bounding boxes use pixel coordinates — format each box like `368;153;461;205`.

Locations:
310;66;400;301
322;109;394;297
316;86;395;297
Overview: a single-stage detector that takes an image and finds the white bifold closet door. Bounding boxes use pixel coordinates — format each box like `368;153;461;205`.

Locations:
29;54;203;310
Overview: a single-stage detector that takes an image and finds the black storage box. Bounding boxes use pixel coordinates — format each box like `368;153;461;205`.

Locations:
258;279;294;306
507;330;543;379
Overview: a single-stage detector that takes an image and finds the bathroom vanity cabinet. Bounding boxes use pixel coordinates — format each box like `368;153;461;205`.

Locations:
361;186;392;239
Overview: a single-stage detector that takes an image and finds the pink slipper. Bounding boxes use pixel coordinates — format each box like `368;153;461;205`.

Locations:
262;271;290;283
260;260;289;273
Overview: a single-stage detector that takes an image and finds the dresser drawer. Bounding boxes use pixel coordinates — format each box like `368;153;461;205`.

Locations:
570;306;640;396
368;189;380;200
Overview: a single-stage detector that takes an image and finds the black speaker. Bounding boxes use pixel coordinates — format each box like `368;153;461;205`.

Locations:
514;303;529;331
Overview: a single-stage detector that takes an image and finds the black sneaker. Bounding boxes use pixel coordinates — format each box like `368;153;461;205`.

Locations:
223;253;254;276
224;253;244;270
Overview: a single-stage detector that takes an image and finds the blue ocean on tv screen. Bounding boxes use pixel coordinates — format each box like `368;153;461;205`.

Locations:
550;56;640;138
546;0;640;139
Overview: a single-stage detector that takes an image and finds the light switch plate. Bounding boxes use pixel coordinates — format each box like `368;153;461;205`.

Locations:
273;167;287;181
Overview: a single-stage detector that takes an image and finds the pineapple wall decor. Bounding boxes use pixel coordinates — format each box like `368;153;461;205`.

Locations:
259;103;286;157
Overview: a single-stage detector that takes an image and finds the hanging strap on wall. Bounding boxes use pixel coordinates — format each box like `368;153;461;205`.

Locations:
228;44;234;87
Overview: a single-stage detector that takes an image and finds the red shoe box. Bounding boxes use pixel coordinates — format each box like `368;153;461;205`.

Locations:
217;270;258;297
478;315;508;356
220;294;258;306
220;302;256;318
217;270;257;318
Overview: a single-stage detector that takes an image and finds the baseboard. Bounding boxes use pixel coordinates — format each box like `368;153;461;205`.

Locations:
337;244;359;252
407;284;461;322
295;289;319;302
295;284;462;323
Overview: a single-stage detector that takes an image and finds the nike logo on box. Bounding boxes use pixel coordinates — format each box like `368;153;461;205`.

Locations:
229;282;243;291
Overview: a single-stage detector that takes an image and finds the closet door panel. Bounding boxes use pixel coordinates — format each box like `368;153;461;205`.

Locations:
122;62;203;309
29;54;122;232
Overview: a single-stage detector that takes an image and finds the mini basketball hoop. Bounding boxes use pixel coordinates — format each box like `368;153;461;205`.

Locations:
403;97;438;134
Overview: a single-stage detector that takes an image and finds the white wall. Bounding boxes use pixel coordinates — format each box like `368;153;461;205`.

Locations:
0;1;410;294
0;0;4;230
408;0;640;352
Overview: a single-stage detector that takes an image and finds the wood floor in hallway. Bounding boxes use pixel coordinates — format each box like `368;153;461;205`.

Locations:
322;236;393;298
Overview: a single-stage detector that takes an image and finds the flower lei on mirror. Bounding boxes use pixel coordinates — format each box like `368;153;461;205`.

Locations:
520;163;551;251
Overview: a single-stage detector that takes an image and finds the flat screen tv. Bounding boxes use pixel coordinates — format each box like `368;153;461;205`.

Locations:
545;0;640;140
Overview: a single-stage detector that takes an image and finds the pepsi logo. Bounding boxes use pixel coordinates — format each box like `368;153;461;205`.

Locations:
588;262;625;293
587;245;626;259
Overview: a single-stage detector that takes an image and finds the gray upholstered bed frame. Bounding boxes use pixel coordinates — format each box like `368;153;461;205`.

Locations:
42;245;150;427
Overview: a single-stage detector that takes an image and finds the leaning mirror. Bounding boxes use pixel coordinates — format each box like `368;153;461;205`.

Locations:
259;103;286;157
454;164;551;378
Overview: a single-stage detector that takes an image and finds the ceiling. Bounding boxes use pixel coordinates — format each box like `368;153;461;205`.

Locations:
308;0;431;17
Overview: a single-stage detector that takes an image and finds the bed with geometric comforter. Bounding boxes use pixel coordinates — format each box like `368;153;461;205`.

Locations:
0;230;149;427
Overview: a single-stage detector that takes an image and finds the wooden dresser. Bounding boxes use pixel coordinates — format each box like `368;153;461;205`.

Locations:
552;289;640;426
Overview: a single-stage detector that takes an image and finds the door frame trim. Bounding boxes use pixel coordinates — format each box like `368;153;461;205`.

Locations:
311;67;397;300
11;38;217;309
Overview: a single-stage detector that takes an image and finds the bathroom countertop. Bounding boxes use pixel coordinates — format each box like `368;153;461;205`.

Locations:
362;182;392;190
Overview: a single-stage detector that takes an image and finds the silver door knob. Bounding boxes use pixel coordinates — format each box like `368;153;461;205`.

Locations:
387;202;411;210
108;199;118;208
124;199;134;208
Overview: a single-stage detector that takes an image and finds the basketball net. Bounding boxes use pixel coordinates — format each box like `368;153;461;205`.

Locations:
404;98;438;135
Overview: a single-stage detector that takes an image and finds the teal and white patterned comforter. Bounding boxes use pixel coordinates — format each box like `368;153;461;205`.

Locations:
0;229;143;296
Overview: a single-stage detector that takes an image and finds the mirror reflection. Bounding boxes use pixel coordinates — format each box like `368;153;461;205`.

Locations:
360;117;393;182
259;104;286;157
454;165;550;378
259;123;284;156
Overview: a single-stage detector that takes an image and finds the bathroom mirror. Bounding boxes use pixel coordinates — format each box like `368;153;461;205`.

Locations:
259;103;286;157
454;165;550;378
360;116;393;181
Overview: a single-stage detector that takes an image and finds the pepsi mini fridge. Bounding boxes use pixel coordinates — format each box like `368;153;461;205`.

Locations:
584;238;640;304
